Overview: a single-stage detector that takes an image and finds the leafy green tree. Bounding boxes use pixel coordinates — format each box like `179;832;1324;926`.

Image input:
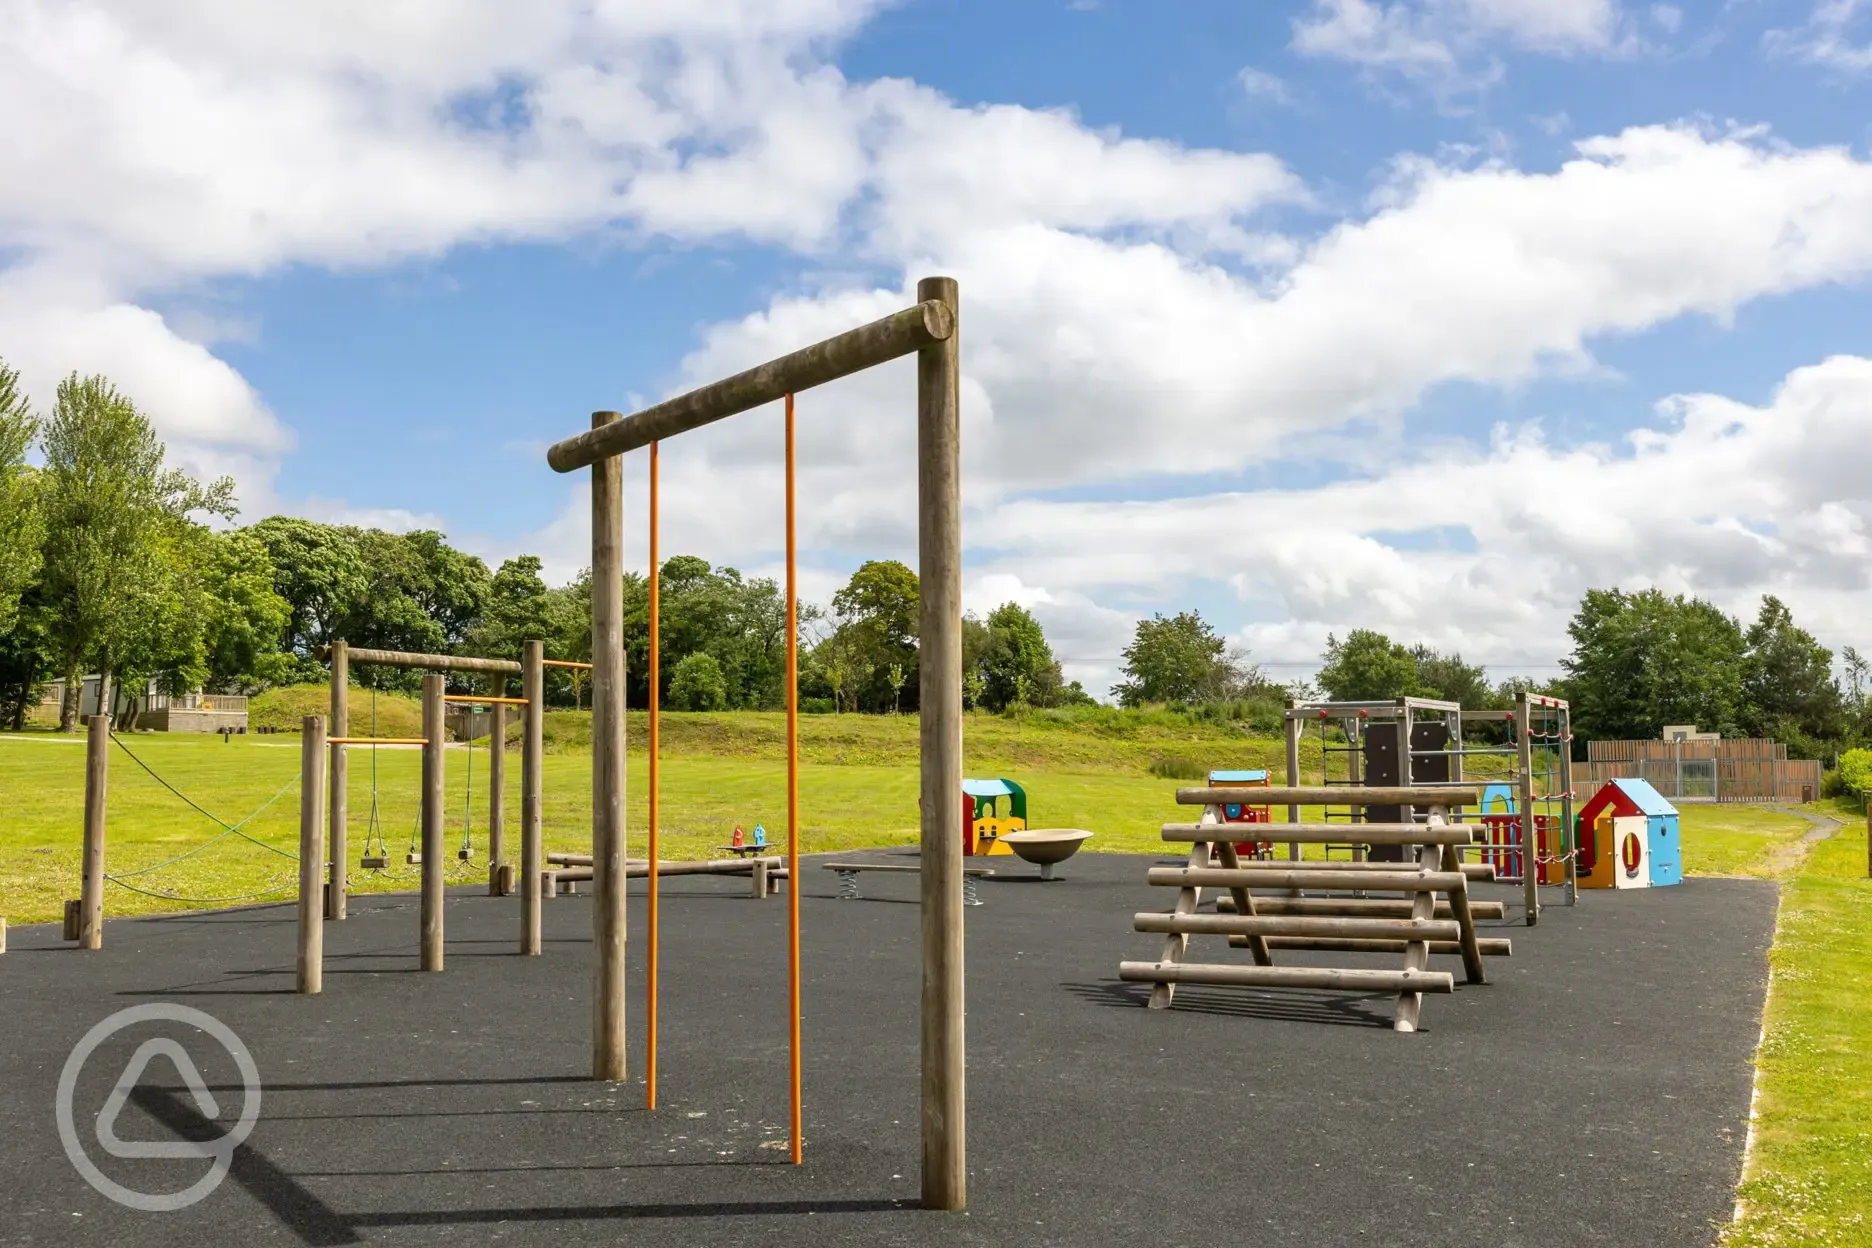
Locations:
1316;630;1421;702
0;358;43;636
1561;588;1746;741
1113;610;1227;707
667;651;728;711
827;560;919;712
249;516;368;658
1410;646;1490;706
202;530;292;691
628;556;815;711
36;374;234;729
1740;596;1842;756
0;580;53;728
978;602;1064;711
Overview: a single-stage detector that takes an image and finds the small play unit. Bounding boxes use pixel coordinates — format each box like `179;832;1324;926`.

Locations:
1208;769;1273;858
963;778;1026;855
1575;778;1682;889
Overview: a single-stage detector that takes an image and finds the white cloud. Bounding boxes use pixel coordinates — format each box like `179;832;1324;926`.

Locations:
1766;0;1872;72
10;2;1872;699
951;354;1872;694
1293;0;1629;94
1237;68;1297;106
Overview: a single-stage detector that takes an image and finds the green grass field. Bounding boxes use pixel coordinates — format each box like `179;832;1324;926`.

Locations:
2;712;1865;1241
0;713;1821;923
1;709;1322;923
1724;806;1872;1247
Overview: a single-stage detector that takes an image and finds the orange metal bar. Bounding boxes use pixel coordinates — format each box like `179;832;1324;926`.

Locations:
541;659;593;670
786;392;802;1164
442;696;528;705
646;438;660;1112
328;736;428;745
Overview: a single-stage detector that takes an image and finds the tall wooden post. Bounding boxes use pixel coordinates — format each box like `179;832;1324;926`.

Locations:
327;640;348;920
488;702;507;895
916;275;965;1211
522;640;545;954
590;411;629;1082
298;715;327;993
79;714;109;950
421;673;446;970
1516;693;1538;926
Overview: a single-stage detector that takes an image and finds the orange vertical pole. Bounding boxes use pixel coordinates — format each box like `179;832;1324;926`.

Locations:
786;392;802;1164
646;439;661;1110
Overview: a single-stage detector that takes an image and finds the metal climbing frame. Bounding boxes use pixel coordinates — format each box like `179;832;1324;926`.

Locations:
1280;693;1576;924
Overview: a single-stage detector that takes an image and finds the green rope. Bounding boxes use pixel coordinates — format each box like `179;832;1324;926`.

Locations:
108;732;300;860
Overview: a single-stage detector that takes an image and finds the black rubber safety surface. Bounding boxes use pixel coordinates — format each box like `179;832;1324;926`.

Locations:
0;851;1775;1247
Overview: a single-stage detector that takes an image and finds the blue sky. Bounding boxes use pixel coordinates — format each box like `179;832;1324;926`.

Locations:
5;0;1872;696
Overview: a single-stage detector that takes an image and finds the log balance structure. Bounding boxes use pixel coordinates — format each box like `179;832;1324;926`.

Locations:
544;277;965;1207
1120;785;1509;1033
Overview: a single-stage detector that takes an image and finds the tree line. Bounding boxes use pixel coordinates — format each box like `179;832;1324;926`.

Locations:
0;362;1096;727
1296;589;1859;761
2;360;1861;752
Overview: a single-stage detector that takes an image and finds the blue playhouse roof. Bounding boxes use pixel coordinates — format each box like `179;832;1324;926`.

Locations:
962;778;1018;798
1607;777;1678;818
1209;769;1269;783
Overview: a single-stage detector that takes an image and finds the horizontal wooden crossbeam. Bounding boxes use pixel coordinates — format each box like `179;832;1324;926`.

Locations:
1133;913;1462;941
1119;961;1456;994
1147;866;1466;892
546;300;955;471
1216;896;1507;920
328;736;428;746
1162;822;1480;845
1227;935;1513;956
335;647;522;675
1176;785;1483;807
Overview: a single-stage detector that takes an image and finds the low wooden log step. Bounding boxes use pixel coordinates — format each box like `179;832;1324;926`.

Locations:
1200;856;1497;882
1176;785;1482;808
1225;934;1512;956
1216;896;1507;920
1133;912;1461;941
1118;961;1456;994
1163;822;1480;845
1148;866;1466;893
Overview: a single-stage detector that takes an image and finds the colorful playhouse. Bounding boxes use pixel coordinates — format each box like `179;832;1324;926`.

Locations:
1575;778;1682;889
1208;769;1273;858
963;778;1026;856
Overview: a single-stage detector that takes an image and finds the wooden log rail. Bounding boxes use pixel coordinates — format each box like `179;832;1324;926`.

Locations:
1119;963;1455;994
329;646;522;675
1148;866;1466;892
1162;821;1480;845
1218;895;1508;920
1175;785;1484;808
545;299;955;471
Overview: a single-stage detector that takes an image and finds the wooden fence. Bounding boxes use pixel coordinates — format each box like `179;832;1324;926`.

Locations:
1582;737;1822;804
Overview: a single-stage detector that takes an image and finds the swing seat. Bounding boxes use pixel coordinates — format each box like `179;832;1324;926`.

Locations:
406;851;423;865
360;854;389;870
457;847;475;861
